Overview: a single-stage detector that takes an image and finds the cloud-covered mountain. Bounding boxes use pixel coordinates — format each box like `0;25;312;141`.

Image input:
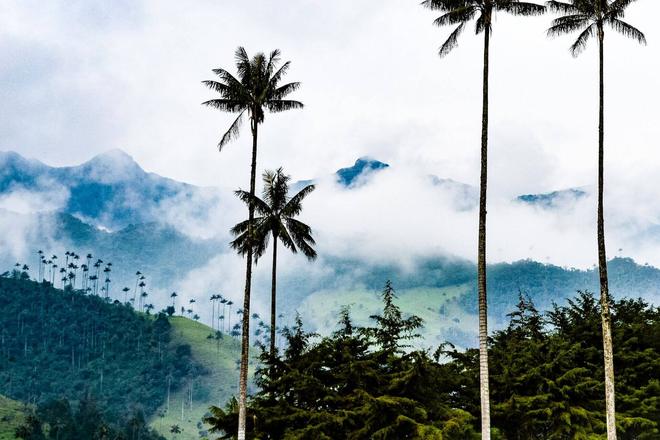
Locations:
325;155;589;210
517;187;589;208
1;149;658;348
336;157;390;187
0;149;197;230
0;147;585;229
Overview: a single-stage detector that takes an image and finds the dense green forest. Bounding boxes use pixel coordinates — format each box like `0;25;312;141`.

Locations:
206;282;660;439
0;273;203;422
2;262;659;439
14;396;164;440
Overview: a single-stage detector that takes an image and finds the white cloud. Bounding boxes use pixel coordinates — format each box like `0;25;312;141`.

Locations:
0;0;658;326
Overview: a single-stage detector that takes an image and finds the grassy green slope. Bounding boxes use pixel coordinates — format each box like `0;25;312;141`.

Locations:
151;317;251;440
0;395;26;440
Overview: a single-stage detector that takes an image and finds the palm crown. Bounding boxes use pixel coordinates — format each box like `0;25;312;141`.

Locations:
202;47;303;149
547;0;646;55
231;168;317;262
422;0;545;56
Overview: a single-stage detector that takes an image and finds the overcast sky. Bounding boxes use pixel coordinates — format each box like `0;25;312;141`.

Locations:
1;0;657;190
1;0;658;268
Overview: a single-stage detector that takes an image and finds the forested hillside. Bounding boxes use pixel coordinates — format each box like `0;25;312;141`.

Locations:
0;275;202;420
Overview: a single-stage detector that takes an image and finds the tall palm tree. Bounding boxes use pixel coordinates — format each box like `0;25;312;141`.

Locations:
220;298;228;332
137;279;146;305
81;264;89;291
421;1;544;438
37;250;43;281
547;2;645;438
202;46;303;440
103;266;111;297
134;271;142;299
210;294;220;331
231;168;317;359
226;300;233;333
141;292;149;312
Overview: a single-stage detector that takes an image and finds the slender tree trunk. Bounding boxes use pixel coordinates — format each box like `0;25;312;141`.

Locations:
211;299;215;331
270;235;278;359
598;27;617;440
478;24;491;440
237;119;258;440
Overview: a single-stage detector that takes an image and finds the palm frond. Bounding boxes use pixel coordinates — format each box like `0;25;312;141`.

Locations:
286;218;317;260
217;110;245;150
438;22;467;57
251;221;271;262
234;46;250;64
547;14;590;37
275;223;298;254
608;0;639;17
229;231;251;257
230;219;252;236
234;189;272;215
475;14;487;34
271;82;301;100
265;100;304;113
282;184;315;218
201;98;245;113
230;217;269;261
262;168;290;211
606;17;646;44
422;0;470;13
201;80;230;95
497;1;546;16
546;0;580;14
265;49;282;77
432;6;477;27
268;61;292;90
569;22;596;56
211;68;243;89
234;47;252;82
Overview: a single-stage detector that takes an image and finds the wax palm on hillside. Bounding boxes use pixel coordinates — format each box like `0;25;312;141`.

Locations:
202;47;303;440
547;2;645;438
231;168;317;359
422;1;545;438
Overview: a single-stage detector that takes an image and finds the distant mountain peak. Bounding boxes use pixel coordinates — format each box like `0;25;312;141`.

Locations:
72;149;145;185
0;149;191;231
82;149;141;170
0;151;47;170
517;187;589;208
336;157;389;187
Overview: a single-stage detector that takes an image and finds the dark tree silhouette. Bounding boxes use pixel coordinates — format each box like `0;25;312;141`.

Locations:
421;1;545;437
202;46;304;440
231;168;317;359
220;298;227;332
547;2;646;437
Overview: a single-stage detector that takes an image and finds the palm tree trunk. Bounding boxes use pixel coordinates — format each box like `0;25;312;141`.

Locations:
270;235;278;359
598;28;617;440
237;119;258;440
211;299;215;331
478;25;491;440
